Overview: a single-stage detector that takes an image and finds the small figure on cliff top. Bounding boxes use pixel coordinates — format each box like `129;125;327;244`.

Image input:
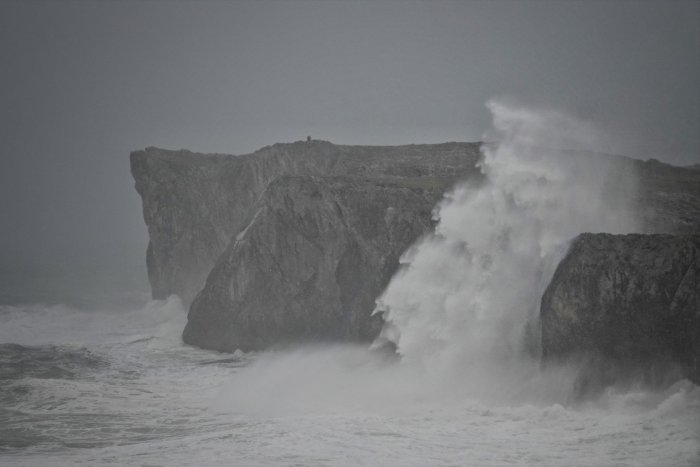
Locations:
307;136;311;142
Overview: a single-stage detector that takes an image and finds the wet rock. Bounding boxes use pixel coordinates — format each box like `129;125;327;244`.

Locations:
540;233;700;390
183;175;453;351
131;141;480;305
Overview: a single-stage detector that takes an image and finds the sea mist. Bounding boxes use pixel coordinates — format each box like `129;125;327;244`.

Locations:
374;99;639;398
214;100;642;413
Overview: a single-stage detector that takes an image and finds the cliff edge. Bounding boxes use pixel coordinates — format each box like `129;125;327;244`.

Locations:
131;141;480;305
132;141;481;350
131;141;700;355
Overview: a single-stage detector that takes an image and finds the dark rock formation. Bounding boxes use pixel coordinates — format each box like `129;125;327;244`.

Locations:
131;141;479;305
132;141;481;350
541;233;700;389
131;140;700;354
183;176;447;351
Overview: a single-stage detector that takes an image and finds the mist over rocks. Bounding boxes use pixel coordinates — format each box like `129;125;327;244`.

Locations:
540;233;700;389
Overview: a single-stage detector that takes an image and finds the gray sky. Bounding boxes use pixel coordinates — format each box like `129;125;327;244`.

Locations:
1;0;698;302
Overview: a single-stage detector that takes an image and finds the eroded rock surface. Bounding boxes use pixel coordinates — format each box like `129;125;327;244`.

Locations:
131;141;479;304
183;175;449;351
541;233;700;388
131;141;700;353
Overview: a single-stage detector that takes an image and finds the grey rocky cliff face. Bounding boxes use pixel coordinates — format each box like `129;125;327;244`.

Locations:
131;141;481;350
131;141;479;305
183;175;447;351
131;141;700;355
540;233;700;389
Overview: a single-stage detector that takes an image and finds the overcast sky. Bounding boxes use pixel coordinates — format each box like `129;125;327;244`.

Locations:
1;0;698;301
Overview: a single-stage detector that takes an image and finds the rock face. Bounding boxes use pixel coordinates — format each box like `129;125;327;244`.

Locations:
131;141;479;305
131;140;700;354
132;141;481;350
540;233;700;387
183;176;446;351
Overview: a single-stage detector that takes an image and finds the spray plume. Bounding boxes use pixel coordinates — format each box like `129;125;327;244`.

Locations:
215;100;641;413
375;99;638;389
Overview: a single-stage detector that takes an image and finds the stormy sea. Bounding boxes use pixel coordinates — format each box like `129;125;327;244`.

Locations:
1;298;699;467
1;101;699;467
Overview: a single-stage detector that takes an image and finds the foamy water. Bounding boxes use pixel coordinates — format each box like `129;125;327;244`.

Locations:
0;299;698;467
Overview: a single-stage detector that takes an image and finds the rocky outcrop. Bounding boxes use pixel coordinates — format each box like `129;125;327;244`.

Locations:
540;233;700;389
183;175;447;351
131;140;700;353
131;141;479;304
132;141;481;350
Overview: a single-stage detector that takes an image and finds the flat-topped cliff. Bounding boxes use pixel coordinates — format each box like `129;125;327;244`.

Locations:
131;141;700;355
131;141;481;306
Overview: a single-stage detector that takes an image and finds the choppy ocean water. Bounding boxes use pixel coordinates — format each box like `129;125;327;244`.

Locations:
0;297;698;467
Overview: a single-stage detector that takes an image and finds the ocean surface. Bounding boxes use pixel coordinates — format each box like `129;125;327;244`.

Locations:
1;297;698;467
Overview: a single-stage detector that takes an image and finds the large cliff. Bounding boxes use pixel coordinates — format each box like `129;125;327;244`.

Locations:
132;141;481;350
132;141;700;354
541;233;700;389
131;141;479;305
183;175;449;351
